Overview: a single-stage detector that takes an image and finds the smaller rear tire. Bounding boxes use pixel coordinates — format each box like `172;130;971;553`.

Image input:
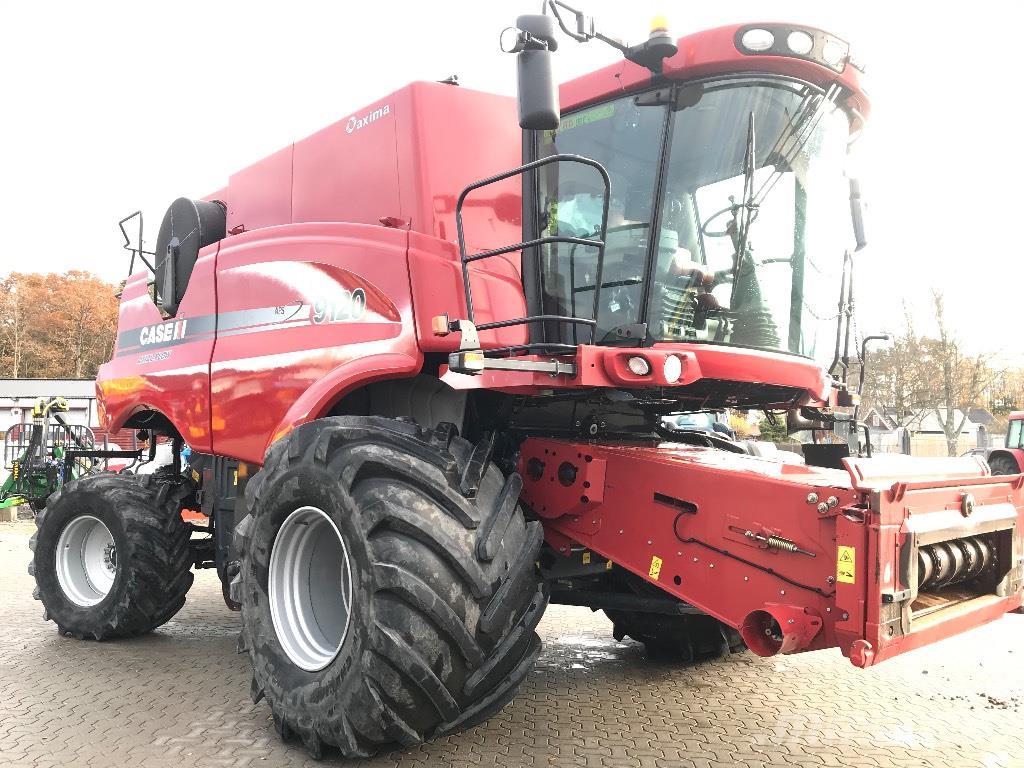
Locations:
29;472;194;640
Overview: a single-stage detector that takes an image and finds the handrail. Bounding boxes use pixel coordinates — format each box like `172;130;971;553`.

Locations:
475;314;596;332
455;153;611;347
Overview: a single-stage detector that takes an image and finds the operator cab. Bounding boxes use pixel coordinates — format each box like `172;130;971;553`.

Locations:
529;75;854;369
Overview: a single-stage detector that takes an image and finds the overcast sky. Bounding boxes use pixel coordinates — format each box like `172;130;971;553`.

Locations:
1;1;1021;363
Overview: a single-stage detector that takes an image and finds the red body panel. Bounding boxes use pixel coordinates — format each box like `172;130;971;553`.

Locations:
209;223;419;463
221;82;522;250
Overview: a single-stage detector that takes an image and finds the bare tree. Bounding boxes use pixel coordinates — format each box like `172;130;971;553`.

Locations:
928;290;997;456
860;308;930;428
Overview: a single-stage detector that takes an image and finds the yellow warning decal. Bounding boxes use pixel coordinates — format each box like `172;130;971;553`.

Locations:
837;546;856;584
649;555;663;580
582;551;591;565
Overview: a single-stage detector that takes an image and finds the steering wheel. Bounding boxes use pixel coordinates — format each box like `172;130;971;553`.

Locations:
700;205;737;238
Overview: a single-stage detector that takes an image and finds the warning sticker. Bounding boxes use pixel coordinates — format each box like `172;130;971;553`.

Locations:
582;551;591;565
649;555;663;581
837;546;856;584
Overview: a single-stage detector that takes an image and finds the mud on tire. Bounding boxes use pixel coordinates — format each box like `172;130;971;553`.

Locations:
29;472;194;640
237;416;547;759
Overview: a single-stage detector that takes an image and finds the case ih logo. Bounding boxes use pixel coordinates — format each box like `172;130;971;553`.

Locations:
345;104;390;133
139;319;188;346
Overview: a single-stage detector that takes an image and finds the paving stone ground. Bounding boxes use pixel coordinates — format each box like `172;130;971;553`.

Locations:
1;519;1022;767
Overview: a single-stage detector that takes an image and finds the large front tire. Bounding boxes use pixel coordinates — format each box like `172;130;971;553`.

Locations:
29;473;194;639
238;417;547;759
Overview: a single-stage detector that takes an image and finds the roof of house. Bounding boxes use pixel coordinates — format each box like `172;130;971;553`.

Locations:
906;409;981;434
861;407;898;431
967;407;995;425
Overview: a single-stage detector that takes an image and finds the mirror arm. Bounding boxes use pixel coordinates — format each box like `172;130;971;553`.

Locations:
849;177;867;251
547;0;628;50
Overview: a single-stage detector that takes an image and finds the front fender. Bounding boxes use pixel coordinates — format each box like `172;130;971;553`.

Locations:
264;351;422;458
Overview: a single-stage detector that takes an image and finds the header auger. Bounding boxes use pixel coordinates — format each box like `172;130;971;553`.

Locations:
27;4;1024;759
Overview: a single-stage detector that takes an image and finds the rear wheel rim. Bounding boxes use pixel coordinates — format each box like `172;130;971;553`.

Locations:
55;515;116;607
269;506;354;672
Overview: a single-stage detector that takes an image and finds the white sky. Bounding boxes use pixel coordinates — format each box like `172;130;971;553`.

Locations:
1;1;1021;363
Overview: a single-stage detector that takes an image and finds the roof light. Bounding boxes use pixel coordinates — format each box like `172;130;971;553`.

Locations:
650;15;670;33
663;355;683;384
786;30;814;55
627;356;651;376
740;28;775;52
822;39;849;68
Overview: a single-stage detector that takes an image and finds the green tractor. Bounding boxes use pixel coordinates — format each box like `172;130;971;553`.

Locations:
1;398;97;511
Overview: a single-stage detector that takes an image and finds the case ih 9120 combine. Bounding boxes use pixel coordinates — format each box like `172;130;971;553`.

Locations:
29;4;1024;759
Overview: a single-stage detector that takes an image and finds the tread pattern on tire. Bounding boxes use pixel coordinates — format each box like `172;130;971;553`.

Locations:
240;416;547;759
30;472;194;640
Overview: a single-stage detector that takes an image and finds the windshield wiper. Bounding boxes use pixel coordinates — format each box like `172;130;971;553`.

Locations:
752;83;842;207
732;111;758;284
726;84;841;286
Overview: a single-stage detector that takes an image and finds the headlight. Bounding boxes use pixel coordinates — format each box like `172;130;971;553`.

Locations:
822;39;849;68
627;356;651;376
735;25;851;73
786;30;814;55
663;355;682;384
740;28;775;52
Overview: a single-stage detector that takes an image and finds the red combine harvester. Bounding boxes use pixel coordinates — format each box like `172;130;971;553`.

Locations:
29;4;1024;758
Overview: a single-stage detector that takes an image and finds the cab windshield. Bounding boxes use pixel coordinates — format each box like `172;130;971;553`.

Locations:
536;76;853;366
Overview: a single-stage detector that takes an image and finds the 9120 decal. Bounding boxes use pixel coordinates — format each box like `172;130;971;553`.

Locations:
310;288;367;325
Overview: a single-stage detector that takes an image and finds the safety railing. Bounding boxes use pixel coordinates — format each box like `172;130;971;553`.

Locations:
455;153;611;356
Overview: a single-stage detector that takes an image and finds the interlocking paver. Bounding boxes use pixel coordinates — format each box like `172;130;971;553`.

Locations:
2;519;1023;767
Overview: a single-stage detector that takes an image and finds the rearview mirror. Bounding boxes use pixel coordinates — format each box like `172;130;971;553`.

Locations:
506;15;560;130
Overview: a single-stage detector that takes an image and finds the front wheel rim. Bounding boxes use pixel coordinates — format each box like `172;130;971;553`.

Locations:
269;506;354;672
55;515;117;606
